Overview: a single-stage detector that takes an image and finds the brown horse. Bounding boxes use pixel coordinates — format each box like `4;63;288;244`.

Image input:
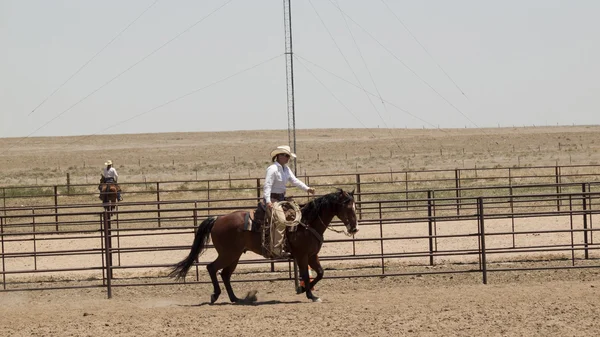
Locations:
100;183;118;212
169;189;358;303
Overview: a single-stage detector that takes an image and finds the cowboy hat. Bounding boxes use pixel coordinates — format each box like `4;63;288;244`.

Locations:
270;145;297;159
104;160;113;166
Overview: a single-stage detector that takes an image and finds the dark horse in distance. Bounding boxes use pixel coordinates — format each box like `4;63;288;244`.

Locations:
99;178;119;212
169;189;359;303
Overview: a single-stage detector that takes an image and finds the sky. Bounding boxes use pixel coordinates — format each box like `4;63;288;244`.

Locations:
1;0;599;138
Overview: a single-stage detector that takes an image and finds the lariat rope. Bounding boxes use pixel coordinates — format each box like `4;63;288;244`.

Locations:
270;201;302;228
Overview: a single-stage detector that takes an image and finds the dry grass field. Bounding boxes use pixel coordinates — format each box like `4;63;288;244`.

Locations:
2;125;600;336
2;125;600;187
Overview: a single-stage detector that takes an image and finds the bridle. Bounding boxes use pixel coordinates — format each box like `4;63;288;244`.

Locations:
300;197;356;239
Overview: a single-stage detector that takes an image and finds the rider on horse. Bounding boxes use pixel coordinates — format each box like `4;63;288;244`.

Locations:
254;145;315;257
99;160;122;201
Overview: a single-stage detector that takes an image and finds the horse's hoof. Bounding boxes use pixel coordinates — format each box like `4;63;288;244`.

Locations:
296;287;305;294
210;293;219;304
311;296;322;303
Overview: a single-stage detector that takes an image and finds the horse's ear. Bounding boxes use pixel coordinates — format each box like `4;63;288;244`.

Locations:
350;189;355;197
340;189;353;201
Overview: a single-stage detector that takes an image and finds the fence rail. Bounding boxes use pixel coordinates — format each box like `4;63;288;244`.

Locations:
3;163;600;200
1;180;599;297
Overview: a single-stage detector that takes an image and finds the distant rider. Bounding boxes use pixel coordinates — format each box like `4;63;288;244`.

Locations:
99;160;122;201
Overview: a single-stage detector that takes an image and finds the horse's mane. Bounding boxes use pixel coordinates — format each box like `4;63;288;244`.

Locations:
300;189;353;224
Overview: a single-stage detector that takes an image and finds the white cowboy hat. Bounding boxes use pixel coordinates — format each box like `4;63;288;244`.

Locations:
104;160;113;166
270;145;297;159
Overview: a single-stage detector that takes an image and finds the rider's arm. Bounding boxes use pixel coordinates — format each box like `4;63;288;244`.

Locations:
287;167;309;192
112;168;119;182
263;165;277;204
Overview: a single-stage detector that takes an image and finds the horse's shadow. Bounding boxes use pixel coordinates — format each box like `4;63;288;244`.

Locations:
180;299;303;307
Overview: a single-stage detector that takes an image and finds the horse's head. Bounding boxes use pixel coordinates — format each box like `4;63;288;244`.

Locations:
335;189;358;235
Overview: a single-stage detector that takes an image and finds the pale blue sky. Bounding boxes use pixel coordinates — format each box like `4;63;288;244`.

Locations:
1;0;599;138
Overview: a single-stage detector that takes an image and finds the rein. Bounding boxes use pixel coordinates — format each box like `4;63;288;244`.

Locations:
326;223;353;236
298;221;324;248
316;213;353;237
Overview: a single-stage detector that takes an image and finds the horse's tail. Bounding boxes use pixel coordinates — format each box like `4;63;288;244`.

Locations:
101;185;108;203
168;216;217;281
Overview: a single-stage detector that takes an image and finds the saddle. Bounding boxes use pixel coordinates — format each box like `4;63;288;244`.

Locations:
250;195;295;226
99;176;121;192
246;200;301;258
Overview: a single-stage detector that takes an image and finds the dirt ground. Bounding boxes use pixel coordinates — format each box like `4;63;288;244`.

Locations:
1;266;600;337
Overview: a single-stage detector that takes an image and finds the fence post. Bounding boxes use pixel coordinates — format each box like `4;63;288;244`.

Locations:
588;183;594;245
355;174;362;220
477;197;487;284
66;173;71;195
115;206;121;267
103;211;113;299
270;165;275;273
555;166;561;211
256;178;261;201
1;216;5;290
32;208;37;270
509;169;515;248
100;214;105;285
207;181;211;216
193;201;200;281
379;202;385;274
53;186;59;231
404;171;409;210
569;195;575;266
427;190;434;266
455;169;461;215
2;188;6;217
156;182;161;228
582;183;589;259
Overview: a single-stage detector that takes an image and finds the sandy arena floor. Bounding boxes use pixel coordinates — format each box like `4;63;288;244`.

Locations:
1;265;600;337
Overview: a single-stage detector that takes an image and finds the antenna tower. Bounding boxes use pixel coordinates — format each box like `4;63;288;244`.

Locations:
283;0;297;172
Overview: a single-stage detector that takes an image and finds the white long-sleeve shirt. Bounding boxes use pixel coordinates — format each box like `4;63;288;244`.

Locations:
102;167;119;182
263;162;309;203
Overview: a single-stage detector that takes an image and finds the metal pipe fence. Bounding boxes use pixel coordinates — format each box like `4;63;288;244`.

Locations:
2;164;600;218
1;183;599;297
